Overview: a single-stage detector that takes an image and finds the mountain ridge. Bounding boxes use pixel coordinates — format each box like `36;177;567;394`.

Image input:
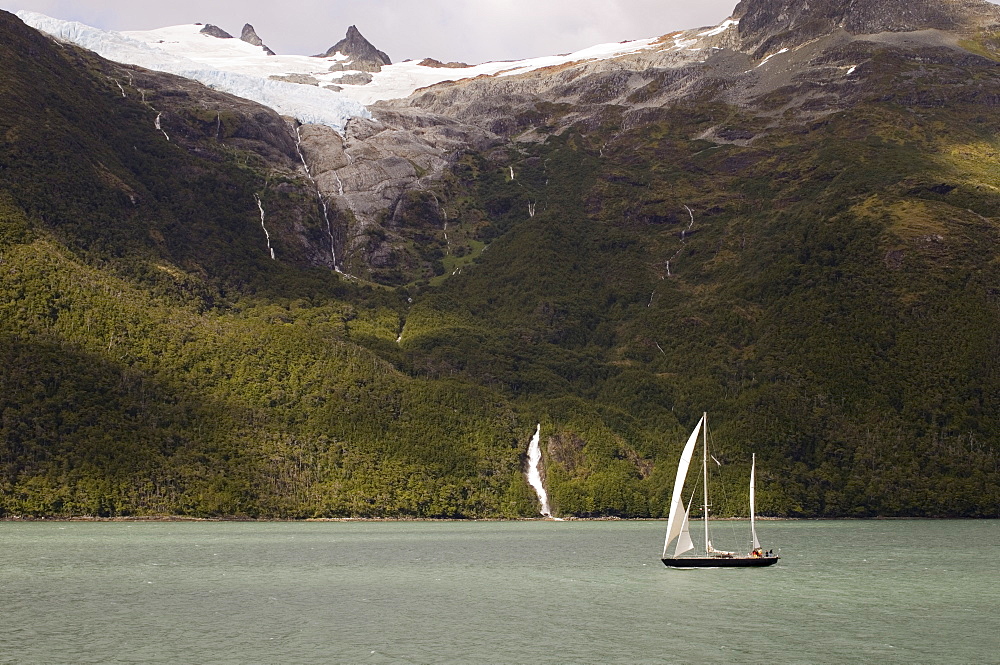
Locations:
733;0;1000;56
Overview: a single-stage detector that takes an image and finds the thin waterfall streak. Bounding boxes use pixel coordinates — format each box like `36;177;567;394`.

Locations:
666;205;695;277
431;192;451;254
326;200;344;273
294;126;312;177
526;424;552;518
255;195;275;260
295;125;342;272
154;112;169;141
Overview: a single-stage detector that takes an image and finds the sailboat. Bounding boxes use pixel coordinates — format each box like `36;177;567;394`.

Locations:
661;413;779;568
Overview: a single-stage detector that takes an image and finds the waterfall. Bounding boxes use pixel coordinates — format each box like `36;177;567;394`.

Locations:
255;194;275;260
294;125;342;273
154;112;169;141
665;205;696;278
526;424;552;518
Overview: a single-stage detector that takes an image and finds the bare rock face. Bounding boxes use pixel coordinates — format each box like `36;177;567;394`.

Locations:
418;58;472;69
315;25;391;72
384;44;713;138
199;24;233;39
332;72;374;85
733;0;1000;57
240;23;276;56
269;73;320;86
293;108;498;276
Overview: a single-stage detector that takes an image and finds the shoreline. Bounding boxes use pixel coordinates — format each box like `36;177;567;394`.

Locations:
1;515;986;523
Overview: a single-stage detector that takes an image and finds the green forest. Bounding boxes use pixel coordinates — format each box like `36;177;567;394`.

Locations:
1;10;999;519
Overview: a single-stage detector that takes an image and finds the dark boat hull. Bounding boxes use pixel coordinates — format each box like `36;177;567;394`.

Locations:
661;556;779;568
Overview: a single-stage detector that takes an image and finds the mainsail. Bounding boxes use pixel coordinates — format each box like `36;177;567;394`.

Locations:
661;415;704;558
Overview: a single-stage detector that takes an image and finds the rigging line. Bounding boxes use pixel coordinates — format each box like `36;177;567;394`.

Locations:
707;422;743;552
714;461;743;551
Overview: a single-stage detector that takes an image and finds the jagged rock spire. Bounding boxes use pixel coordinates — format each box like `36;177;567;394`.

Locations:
241;23;275;56
314;25;391;72
199;24;233;39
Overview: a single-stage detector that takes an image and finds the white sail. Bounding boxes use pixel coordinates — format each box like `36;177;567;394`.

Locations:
662;415;704;557
674;497;695;556
750;453;761;551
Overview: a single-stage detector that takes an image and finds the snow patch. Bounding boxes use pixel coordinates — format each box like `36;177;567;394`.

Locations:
698;18;739;38
757;48;790;68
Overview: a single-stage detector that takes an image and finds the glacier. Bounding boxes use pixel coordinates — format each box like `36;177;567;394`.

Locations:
16;11;371;132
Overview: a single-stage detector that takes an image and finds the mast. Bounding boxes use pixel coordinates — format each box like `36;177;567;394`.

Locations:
750;453;761;551
702;411;709;554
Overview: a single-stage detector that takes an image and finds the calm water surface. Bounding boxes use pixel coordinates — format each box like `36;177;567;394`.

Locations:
1;519;997;664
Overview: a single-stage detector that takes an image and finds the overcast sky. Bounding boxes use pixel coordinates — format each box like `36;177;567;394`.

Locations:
4;0;742;64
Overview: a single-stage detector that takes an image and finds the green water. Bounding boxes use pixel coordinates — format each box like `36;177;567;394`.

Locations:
1;520;997;664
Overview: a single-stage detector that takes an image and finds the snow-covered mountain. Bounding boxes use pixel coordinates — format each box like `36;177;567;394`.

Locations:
15;10;733;128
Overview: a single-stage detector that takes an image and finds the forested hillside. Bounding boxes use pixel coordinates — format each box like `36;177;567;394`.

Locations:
0;11;532;518
2;7;999;519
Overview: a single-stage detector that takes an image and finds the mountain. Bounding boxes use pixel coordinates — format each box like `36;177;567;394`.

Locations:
315;25;392;72
3;0;1000;519
241;23;275;56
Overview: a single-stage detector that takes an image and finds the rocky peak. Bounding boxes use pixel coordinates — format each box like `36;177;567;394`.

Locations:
733;0;1000;57
240;23;275;56
315;25;391;72
199;24;233;39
